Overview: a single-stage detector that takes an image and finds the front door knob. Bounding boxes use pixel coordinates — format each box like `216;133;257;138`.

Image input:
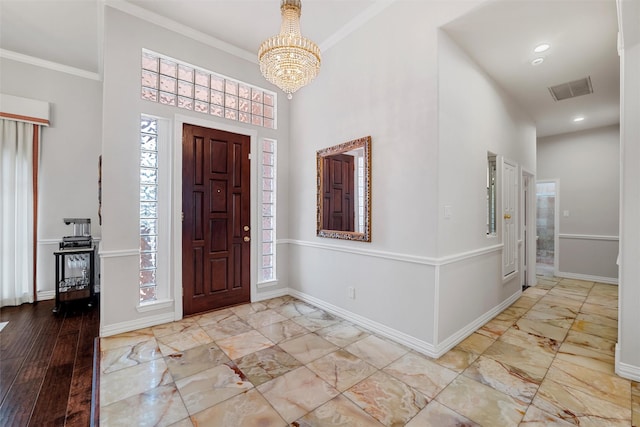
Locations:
243;236;250;242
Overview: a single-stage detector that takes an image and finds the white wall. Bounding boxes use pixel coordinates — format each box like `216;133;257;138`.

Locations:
537;125;620;282
437;32;536;345
616;0;640;382
100;6;290;335
286;1;470;351
289;2;464;256
0;58;102;299
285;1;534;356
438;31;536;256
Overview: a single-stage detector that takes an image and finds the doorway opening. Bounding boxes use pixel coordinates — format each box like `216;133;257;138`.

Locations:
521;170;536;289
536;181;557;277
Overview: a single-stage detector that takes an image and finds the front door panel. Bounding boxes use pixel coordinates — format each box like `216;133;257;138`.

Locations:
182;124;250;315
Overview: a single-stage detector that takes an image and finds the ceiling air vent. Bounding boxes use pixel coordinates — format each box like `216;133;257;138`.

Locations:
548;77;593;101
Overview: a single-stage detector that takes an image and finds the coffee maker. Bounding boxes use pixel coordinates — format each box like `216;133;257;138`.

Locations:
60;218;92;249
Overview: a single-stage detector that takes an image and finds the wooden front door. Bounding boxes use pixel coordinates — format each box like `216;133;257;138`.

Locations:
182;124;250;315
322;154;355;231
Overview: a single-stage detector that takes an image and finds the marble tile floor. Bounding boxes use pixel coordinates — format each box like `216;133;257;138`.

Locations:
100;277;639;426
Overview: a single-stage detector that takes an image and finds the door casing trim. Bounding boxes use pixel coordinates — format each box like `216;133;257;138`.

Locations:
536;179;560;277
521;167;537;287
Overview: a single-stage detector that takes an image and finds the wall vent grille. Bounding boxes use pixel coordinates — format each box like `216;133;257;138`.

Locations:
548;77;593;101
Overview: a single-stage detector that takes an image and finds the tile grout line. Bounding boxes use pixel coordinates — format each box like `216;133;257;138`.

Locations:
518;279;628;425
100;280;629;426
514;279;579;425
432;284;549;426
423;278;591;426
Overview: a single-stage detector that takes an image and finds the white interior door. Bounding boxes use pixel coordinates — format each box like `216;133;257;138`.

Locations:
503;159;517;278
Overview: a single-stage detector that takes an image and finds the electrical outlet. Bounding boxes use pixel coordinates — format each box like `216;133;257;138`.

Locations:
347;286;355;299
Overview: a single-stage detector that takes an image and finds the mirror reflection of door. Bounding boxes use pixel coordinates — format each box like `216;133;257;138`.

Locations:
322;154;354;231
316;135;371;241
320;148;366;233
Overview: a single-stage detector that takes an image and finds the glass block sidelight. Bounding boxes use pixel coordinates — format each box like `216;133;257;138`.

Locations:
140;168;157;183
260;139;276;282
140;151;157;168
140;117;159;302
141;49;277;129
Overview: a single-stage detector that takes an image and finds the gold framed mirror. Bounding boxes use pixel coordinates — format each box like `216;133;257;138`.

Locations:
317;136;371;242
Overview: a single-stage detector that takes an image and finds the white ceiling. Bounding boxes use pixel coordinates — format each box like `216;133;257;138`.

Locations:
0;0;620;138
442;0;620;138
0;0;102;72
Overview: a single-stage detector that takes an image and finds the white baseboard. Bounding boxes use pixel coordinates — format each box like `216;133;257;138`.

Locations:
288;288;438;357
95;281;521;356
433;289;522;357
136;299;174;313
100;312;175;337
37;290;55;301
615;344;640;381
556;271;618;285
252;287;289;302
288;287;521;359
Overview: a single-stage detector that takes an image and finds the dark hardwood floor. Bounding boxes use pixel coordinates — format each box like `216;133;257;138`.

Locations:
0;299;99;427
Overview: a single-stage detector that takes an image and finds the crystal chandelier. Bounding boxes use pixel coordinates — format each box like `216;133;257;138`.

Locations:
258;0;321;99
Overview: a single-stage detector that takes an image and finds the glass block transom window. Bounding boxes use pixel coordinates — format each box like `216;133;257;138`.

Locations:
141;49;277;129
260;139;276;282
140;117;158;302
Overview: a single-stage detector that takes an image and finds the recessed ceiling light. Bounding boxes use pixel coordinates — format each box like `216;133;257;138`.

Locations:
531;57;544;66
534;43;550;53
573;116;585;122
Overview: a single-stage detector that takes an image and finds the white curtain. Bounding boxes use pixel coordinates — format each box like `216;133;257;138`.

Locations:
0;119;36;307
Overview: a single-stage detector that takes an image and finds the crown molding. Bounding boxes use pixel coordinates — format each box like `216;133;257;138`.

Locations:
320;0;397;52
0;49;101;81
104;0;257;64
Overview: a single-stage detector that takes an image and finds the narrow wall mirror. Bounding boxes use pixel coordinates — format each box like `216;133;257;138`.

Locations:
317;136;371;242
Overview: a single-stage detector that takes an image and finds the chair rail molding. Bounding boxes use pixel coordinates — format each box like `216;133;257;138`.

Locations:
558;233;619;241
